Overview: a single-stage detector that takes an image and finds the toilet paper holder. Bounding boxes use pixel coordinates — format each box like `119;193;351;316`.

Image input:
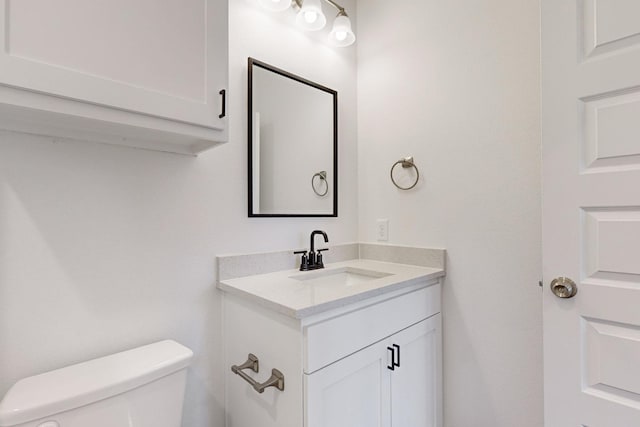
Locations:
231;353;285;393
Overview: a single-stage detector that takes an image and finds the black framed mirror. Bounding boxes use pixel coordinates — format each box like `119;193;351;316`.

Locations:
248;58;338;217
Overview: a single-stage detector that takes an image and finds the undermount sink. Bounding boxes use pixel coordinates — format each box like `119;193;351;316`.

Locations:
289;267;393;287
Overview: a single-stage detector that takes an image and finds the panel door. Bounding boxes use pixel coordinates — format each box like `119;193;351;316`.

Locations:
542;1;640;425
389;315;442;427
305;340;391;427
0;0;227;129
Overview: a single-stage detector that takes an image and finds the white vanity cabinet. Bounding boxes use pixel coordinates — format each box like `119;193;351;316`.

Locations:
306;315;441;427
0;0;228;154
222;280;443;427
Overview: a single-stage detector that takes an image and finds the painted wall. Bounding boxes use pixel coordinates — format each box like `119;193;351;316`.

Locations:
356;1;542;426
0;1;357;426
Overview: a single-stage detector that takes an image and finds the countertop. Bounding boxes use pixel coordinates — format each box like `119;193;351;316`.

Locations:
217;259;445;319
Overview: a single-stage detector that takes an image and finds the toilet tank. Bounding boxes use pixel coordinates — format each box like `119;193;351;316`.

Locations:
0;340;193;427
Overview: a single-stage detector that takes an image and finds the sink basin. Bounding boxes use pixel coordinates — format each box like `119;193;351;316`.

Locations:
290;267;393;287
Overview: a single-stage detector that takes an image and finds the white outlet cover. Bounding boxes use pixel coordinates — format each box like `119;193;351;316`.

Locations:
376;219;389;241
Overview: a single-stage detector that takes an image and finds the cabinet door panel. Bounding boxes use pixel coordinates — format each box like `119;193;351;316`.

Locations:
390;315;442;427
0;0;226;128
305;342;391;427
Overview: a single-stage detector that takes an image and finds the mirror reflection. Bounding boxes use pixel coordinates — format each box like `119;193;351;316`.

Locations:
248;58;337;217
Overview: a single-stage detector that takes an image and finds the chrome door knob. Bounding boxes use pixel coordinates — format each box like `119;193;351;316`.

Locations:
550;277;578;298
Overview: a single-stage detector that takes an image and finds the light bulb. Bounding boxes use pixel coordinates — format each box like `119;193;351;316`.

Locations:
304;11;318;23
328;14;355;47
295;0;326;31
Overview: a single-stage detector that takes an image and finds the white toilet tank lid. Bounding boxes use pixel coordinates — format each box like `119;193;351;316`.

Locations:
0;340;193;427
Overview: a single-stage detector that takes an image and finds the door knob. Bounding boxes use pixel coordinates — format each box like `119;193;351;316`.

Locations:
550;277;577;298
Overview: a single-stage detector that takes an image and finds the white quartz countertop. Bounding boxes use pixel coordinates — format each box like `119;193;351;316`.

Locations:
217;259;445;319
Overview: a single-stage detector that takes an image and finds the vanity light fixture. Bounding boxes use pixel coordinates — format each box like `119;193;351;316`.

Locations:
258;0;356;47
328;11;355;47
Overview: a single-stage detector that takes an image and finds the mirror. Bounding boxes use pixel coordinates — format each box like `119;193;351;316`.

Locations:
248;58;337;217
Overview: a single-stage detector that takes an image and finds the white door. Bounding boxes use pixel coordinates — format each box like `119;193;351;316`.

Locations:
0;0;227;129
390;315;442;427
305;339;391;427
542;1;640;426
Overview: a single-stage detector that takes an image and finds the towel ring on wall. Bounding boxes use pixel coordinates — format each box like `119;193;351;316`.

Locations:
312;171;329;196
390;157;420;190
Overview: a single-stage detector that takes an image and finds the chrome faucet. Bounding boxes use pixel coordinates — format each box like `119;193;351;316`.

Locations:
294;230;329;271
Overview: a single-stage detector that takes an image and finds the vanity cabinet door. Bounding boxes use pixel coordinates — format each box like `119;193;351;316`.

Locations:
305;340;391;427
305;315;442;427
0;0;227;130
389;315;442;427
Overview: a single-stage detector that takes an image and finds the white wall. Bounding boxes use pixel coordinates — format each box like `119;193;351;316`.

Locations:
356;1;542;426
0;1;357;426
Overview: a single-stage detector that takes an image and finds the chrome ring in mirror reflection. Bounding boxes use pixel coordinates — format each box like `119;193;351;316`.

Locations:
312;171;329;197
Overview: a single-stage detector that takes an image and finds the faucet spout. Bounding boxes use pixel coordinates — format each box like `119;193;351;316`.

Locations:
310;230;329;253
296;230;330;271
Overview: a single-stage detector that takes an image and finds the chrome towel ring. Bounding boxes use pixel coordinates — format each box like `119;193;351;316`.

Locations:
312;171;329;196
390;157;420;190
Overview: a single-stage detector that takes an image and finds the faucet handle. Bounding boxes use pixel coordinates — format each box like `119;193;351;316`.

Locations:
294;250;310;271
316;248;329;268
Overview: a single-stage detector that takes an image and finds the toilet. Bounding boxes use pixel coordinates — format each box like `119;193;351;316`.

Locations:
0;340;193;427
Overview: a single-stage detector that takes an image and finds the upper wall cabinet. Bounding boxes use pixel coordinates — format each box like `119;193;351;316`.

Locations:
0;0;228;155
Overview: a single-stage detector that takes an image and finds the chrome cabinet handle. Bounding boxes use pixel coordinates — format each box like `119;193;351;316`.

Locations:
550;277;578;299
231;353;285;393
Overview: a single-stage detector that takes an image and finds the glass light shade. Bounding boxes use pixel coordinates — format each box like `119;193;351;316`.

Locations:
258;0;291;12
328;15;355;47
295;0;326;31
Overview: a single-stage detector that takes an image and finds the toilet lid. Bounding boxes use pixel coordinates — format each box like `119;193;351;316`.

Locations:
0;340;192;426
